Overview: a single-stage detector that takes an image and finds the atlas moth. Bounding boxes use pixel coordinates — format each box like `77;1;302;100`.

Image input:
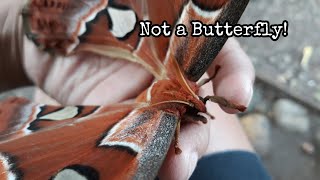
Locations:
0;0;249;179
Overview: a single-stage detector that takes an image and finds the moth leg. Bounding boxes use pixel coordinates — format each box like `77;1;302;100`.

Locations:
198;65;221;86
204;96;247;112
204;112;215;120
183;113;209;124
174;119;182;154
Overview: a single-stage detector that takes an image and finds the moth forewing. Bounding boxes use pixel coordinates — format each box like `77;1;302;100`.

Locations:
0;98;178;180
0;0;251;179
165;0;250;81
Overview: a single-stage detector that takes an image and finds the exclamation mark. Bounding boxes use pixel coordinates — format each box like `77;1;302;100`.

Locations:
283;20;288;37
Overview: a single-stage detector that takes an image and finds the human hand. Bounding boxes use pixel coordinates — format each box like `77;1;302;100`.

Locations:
158;38;255;180
23;37;154;105
27;37;255;179
1;1;255;178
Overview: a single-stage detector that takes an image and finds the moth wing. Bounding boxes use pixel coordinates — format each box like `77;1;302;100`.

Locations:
22;0;167;79
0;97;100;141
164;0;250;81
0;97;178;179
23;0;249;81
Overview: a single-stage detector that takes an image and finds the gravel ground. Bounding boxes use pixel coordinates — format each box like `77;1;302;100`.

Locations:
242;81;320;180
237;0;320;179
239;0;320;112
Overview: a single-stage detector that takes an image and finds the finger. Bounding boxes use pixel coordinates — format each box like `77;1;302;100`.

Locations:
33;87;61;105
158;80;254;179
158;79;213;180
209;38;255;113
82;62;153;105
24;39;154;105
23;37;52;86
205;104;254;155
158;120;210;180
199;78;253;154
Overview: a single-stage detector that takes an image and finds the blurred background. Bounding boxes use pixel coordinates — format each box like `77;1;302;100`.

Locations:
0;0;319;179
237;0;320;179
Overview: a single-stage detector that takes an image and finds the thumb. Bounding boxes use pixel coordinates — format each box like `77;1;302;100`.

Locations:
158;122;210;180
209;38;255;114
158;82;214;180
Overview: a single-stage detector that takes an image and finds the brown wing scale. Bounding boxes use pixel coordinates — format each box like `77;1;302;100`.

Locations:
0;98;178;179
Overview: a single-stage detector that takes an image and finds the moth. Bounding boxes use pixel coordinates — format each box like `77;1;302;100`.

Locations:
0;0;249;179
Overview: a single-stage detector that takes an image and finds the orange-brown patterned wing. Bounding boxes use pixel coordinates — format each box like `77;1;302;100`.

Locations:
0;98;178;179
23;0;249;81
23;0;110;54
22;0;167;78
0;97;99;141
164;0;250;81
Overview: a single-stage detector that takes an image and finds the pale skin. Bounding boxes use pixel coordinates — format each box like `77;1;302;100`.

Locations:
1;1;255;179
